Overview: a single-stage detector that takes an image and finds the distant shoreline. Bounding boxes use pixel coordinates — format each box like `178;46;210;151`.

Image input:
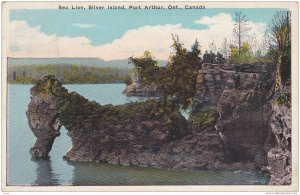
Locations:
8;82;126;85
8;63;132;85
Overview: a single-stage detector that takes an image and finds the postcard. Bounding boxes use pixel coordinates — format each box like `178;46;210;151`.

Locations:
1;1;299;192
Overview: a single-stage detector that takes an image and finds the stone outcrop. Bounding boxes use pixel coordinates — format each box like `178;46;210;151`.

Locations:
215;89;273;167
193;62;287;173
26;77;67;157
193;62;266;112
197;61;292;185
27;75;226;169
193;64;223;111
267;103;292;185
209;62;282;172
124;82;158;96
124;77;158;97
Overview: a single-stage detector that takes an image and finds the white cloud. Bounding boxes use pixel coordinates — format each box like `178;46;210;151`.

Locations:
71;23;95;29
194;13;233;27
8;13;267;60
194;13;266;49
9;20;97;57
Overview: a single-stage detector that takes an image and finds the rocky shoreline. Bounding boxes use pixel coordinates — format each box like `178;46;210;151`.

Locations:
27;62;292;185
267;103;292;185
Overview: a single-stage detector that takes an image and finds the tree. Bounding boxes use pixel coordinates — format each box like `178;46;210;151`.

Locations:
208;41;217;53
128;50;161;85
263;11;291;108
13;70;16;81
254;49;262;58
166;35;202;110
187;38;202;66
233;11;252;54
265;11;291;89
124;74;133;85
229;42;253;64
220;38;230;59
248;34;258;51
129;36;202;117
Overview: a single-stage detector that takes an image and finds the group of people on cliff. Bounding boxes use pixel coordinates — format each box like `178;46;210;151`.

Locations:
203;50;225;64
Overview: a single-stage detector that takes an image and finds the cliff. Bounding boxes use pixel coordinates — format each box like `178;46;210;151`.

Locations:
192;62;292;184
215;89;273;168
267;103;292;185
198;62;275;170
192;63;264;112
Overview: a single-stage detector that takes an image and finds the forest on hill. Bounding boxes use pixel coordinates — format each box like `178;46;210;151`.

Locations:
8;64;131;84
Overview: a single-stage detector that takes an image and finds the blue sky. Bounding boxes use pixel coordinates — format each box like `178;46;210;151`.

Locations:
9;8;285;60
10;8;279;45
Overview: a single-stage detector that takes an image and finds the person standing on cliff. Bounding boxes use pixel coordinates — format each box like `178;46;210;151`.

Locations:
210;51;216;63
216;51;224;64
203;50;209;63
234;71;240;89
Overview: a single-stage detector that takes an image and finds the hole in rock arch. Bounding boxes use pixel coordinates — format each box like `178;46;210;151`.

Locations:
32;126;74;185
49;126;72;159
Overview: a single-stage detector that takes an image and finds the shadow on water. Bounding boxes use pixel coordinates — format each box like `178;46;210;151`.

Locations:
31;157;60;186
66;161;269;186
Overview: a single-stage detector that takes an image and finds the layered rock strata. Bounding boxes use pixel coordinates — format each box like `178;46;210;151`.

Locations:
192;63;262;112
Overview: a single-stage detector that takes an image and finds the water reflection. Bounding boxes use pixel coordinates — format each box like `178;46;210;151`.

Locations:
66;161;269;185
67;161;143;186
31;157;59;186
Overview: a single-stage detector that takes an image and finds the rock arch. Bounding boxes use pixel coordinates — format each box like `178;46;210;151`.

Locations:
27;75;224;169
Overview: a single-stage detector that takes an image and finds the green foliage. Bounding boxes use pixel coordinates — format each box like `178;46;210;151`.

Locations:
8;64;129;84
164;36;201;110
272;92;291;108
228;42;255;64
189;109;219;130
272;83;291;108
129;50;161;85
273;96;290;108
60;92;175;124
129;36;202;116
14;77;37;84
263;11;291;107
232;11;252;55
263;48;277;61
34;75;68;97
267;11;291;88
124;74;133;85
254;50;263;58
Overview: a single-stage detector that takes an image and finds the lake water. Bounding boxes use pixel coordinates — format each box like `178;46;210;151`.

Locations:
7;84;269;185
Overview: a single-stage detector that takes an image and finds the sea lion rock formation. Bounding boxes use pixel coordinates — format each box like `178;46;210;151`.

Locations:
27;75;225;169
